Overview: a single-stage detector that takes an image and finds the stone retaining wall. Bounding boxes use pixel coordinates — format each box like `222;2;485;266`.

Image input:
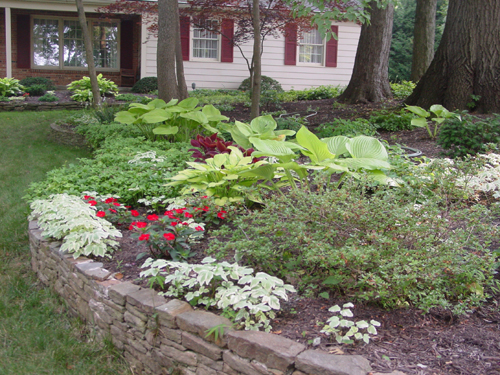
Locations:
48;122;89;148
0;101;87;112
29;220;373;375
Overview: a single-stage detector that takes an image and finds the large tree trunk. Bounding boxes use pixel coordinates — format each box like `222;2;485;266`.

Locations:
157;0;179;101
338;3;394;104
250;0;261;119
410;0;438;82
406;0;500;113
173;3;188;100
75;0;101;108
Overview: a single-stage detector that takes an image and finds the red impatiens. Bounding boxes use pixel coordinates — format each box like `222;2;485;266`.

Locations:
217;210;227;219
195;226;204;231
96;211;106;217
147;214;159;221
130;210;139;217
88;200;97;206
163;233;175;241
139;233;150;241
105;197;118;204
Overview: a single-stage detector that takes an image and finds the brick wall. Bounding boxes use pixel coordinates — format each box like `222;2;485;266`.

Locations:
7;9;140;86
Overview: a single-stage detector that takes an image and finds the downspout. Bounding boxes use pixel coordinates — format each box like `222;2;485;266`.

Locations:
5;7;11;77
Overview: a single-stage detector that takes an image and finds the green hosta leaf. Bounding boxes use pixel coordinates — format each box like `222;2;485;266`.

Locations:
239;164;275;181
335;158;391;170
251;138;296;163
296;126;335;163
250;115;277;134
114;111;137;124
178;97;199;110
411;118;429;128
345;136;388;161
274;129;296;137
153;125;178;135
148;98;169;109
203;104;229;122
406;105;430;118
180;111;208;124
325;136;349;157
429;104;449;118
142;108;171;123
165;98;178;107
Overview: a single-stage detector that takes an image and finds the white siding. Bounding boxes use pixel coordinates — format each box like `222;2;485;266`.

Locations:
141;21;361;91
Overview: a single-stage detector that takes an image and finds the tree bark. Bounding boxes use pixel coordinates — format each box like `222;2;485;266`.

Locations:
338;3;394;104
75;0;101;108
157;0;179;101
406;0;500;113
173;3;188;100
410;0;438;82
250;0;262;119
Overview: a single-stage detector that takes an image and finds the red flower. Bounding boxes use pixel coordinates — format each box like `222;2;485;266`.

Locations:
96;211;106;217
147;214;159;221
135;222;148;229
125;206;131;209
217;210;227;219
202;206;210;212
163;233;175;241
164;210;173;216
171;222;178;227
201;196;208;199
184;212;193;218
139;233;150;241
112;202;120;207
129;222;137;230
195;226;204;231
174;208;186;214
130;210;139;217
181;222;189;226
105;197;117;204
23;92;29;97
109;209;117;213
88;200;97;206
83;195;93;200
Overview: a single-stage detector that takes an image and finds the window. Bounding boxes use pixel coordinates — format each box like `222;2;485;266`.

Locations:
32;17;119;70
298;29;324;64
192;20;219;60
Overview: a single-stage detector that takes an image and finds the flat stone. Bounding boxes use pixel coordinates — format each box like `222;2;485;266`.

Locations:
222;351;267;375
176;310;233;347
155;299;192;328
182;331;223;361
124;311;147;332
160;344;197;367
152;348;174;369
84;267;112;281
127;288;167;314
108;282;142;305
196;364;218;375
197;353;224;371
75;262;103;272
295;350;371;375
227;330;306;372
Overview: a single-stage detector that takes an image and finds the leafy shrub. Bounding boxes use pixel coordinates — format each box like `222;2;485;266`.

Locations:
24;84;46;96
67;74;119;101
29;194;121;258
238;76;283;93
213;104;235;111
390;80;416;99
75;121;141;149
91;104;127;125
115;93;143;102
19;77;56;91
315;119;377;138
189;133;258;162
24;138;192;206
207;185;499;313
437;114;500;158
131;77;158;93
0;96;9;102
0;77;24;97
293;85;344;101
369;109;416;132
191;89;248;107
38;93;58;102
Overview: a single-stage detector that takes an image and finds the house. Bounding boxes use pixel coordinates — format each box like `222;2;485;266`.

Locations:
0;0;361;90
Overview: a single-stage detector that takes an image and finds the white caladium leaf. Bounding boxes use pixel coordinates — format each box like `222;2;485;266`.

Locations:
340;309;354;317
329;305;341;313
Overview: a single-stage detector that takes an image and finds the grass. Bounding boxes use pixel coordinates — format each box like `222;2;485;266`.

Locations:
0;110;131;374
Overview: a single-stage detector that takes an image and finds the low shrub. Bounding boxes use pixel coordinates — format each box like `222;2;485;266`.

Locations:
19;77;56;91
91;104;127;125
390;80;416;99
293;85;344;101
131;77;158;93
115;93;143;102
238;76;283;93
38;93;58;102
0;77;24;97
68;74;119;102
24;138;192;206
275;114;307;133
437;114;500;158
207;184;499;313
315;118;377;138
24;84;47;96
369;109;415;132
75;121;141;149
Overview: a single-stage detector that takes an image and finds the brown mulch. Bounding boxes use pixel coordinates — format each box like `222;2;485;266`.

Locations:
50;91;500;374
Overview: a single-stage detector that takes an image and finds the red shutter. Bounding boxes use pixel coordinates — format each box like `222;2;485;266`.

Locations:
120;20;134;69
180;16;190;61
284;23;297;65
17;15;30;69
220;18;233;63
325;25;338;67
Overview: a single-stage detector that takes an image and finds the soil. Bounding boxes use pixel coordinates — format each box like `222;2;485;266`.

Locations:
50;90;500;375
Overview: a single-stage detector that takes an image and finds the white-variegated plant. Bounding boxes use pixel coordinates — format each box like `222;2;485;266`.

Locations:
29;194;121;258
320;303;381;344
140;256;296;332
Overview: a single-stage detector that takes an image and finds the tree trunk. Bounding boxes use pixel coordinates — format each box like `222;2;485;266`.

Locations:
173;3;188;100
338;3;394;104
157;0;179;101
410;0;438;82
250;0;261;119
406;0;500;113
75;0;101;108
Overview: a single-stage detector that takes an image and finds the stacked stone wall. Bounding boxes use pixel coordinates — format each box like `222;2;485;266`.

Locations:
29;221;373;375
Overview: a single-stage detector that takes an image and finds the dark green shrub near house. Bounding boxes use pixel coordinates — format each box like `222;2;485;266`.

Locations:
238;76;283;93
24;84;47;96
19;77;56;91
131;77;158;93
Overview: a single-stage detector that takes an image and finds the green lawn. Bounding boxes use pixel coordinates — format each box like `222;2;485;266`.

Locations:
0;110;131;374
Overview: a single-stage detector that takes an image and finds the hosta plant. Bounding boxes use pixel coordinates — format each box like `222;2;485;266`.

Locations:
67;74;119;99
320;303;381;344
0;77;25;97
405;104;460;139
140;256;296;332
29;194;121;258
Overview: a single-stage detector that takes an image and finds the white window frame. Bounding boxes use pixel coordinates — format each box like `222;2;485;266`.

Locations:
31;16;120;71
297;29;325;67
190;19;220;62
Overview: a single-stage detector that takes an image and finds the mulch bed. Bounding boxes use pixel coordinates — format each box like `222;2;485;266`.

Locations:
50;91;500;374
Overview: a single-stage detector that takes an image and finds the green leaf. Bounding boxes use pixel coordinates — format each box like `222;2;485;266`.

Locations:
239;164;275;181
114;111;136;124
319;292;329;299
325;136;349;156
411;118;429;128
335;158;391;170
142;108;171;123
345;136;388;161
406;105;430;118
180;111;208;124
251;138;296;163
250;115;277;134
152;125;178;135
296;126;335;163
178;97;199;110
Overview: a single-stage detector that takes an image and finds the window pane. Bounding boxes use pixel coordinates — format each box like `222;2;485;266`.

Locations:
299;29;324;64
192;20;219;59
63;20;87;67
33;18;59;66
92;22;118;68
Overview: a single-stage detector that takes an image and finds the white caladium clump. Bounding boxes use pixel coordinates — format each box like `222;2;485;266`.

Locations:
29;194;121;258
140;257;296;332
320;303;381;344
